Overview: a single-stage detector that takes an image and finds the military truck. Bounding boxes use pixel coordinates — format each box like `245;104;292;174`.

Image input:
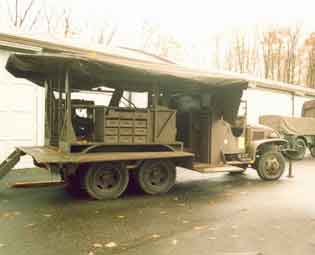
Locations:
260;100;315;160
0;52;287;200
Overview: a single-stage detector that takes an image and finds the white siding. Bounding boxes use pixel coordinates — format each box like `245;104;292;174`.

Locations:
243;88;315;125
0;49;44;168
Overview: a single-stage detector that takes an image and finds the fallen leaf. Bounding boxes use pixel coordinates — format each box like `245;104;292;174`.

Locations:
182;220;189;224
105;242;117;248
208;237;217;240
194;225;208;231
88;251;94;255
160;211;167;215
151;234;161;239
43;214;52;217
172;239;178;245
3;213;10;218
117;215;125;219
25;223;35;228
93;243;103;248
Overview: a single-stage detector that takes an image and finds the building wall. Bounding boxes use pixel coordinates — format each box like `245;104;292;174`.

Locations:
0;49;44;168
244;88;314;125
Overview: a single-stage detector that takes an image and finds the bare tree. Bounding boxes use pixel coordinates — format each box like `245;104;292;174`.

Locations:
5;0;40;31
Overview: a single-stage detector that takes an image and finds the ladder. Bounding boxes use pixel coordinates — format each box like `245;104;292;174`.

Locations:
0;149;24;180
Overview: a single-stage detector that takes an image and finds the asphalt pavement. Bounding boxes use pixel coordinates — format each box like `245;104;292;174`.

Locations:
0;157;314;255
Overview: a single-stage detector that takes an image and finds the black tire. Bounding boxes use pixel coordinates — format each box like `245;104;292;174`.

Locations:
136;160;176;195
82;163;129;200
256;151;285;181
64;173;82;196
310;146;315;158
228;170;246;175
285;138;306;160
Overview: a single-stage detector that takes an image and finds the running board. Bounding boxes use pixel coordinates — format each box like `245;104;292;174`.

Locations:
0;149;24;180
193;163;244;173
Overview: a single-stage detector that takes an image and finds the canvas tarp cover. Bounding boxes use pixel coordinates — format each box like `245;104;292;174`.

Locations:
302;100;315;117
5;52;249;123
260;115;315;136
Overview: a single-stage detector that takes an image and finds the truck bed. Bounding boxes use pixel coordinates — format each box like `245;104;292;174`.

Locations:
18;146;194;164
260;115;315;136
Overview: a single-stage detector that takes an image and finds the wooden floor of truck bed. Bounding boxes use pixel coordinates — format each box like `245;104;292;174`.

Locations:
18;146;194;164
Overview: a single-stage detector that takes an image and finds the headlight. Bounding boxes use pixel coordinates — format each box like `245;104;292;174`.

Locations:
269;131;280;138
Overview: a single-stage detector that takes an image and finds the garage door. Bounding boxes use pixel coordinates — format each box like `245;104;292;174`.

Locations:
0;50;42;168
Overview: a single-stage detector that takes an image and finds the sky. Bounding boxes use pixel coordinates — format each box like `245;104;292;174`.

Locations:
53;0;315;44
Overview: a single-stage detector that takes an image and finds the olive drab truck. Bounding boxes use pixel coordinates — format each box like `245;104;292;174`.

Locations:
0;51;288;200
260;99;315;160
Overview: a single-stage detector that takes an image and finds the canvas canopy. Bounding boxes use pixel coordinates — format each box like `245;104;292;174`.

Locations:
6;51;249;123
260;115;315;136
302;100;315;117
6;52;248;92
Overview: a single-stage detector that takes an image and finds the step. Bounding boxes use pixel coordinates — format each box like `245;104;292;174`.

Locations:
193;162;244;173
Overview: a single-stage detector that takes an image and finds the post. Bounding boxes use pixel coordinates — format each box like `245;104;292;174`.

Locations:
59;70;76;152
287;159;294;178
152;85;159;143
291;93;295;117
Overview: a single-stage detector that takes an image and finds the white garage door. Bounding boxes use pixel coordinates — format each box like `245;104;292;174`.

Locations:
0;50;43;168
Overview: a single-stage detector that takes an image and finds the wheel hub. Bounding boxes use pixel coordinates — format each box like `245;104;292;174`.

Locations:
265;156;280;175
95;168;119;190
149;167;167;186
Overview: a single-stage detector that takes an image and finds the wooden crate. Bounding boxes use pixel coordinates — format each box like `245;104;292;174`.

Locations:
135;128;147;135
104;136;118;144
120;120;133;127
120;128;133;135
105;128;118;135
119;136;132;144
134;136;146;144
105;119;119;127
135;120;147;127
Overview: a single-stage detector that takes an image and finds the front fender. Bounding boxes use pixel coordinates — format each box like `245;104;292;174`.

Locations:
248;138;288;160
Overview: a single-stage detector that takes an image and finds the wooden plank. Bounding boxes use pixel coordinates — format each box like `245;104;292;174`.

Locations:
18;146;194;164
12;181;64;188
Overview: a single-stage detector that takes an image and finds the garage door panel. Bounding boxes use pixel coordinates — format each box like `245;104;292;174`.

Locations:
0;83;34;111
0;111;34;139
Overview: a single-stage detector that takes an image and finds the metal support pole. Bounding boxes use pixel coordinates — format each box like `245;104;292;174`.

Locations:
287;159;294;178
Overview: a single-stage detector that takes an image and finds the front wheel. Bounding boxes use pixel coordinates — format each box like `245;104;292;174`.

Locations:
136;160;176;195
256;151;285;181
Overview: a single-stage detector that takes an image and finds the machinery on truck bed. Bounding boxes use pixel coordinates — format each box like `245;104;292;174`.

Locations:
260;100;315;160
0;51;287;200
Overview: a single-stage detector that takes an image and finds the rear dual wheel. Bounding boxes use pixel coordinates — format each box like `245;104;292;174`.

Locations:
67;159;176;200
82;163;129;200
136;160;176;195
